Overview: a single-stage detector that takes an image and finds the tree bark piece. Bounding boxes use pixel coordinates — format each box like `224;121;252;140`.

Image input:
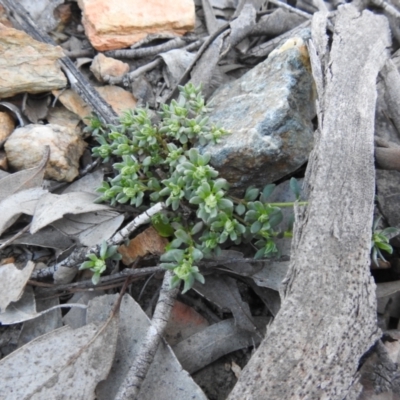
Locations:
228;6;390;399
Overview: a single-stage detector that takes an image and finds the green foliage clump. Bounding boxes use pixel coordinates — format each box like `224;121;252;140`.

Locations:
371;217;400;267
80;241;122;284
85;84;296;292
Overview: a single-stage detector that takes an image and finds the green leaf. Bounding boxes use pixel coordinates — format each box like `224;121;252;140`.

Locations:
381;227;400;237
189;196;202;205
182;274;195;294
235;203;246;216
160;249;185;262
100;241;108;259
213;178;228;192
175;229;190;243
244;187;259;201
254;248;265;259
261;184;276;200
152;220;174;238
160;263;177;270
193;272;205;284
269;211;283;228
290;177;301;199
191;221;204;235
218;198;233;211
92;272;101;285
170;275;182;289
80;261;94;270
88;254;98;262
251;221;262;234
376;242;393;253
192;248;203;261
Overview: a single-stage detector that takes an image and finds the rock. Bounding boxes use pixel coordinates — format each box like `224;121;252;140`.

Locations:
47;105;82;135
96;86;137;115
202;36;315;194
0;5;13;27
77;0;195;51
53;86;137;123
0;112;15;142
90;53;129;82
4;124;86;182
0;151;7;171
0;23;67;98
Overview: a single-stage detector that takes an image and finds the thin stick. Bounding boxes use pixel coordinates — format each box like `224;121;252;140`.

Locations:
115;270;179;400
268;0;312;19
0;223;31;251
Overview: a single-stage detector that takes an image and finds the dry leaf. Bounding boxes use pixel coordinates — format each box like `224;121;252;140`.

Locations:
0;313;118;400
118;226;168;265
194;275;257;332
172;317;269;374
0;261;35;312
0;187;47;235
30;192;112;234
95;294;207;400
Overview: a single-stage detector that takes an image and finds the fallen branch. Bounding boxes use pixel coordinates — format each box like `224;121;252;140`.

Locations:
115;270;179;400
228;6;390;399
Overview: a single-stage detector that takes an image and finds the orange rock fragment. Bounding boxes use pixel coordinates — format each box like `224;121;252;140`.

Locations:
118;226;168;265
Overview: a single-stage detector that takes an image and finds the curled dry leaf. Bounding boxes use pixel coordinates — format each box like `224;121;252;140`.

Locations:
172;316;269;374
0;187;47;235
30;192;113;234
0;261;35;312
193;275;257;332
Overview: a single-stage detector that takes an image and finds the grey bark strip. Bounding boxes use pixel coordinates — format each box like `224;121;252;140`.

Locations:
115;270;179;400
228;5;390;399
0;0;118;125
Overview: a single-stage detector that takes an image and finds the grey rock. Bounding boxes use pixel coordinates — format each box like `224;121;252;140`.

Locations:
5;124;86;182
202;36;315;195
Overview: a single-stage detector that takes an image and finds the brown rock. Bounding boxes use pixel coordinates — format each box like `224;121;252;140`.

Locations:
77;0;195;51
90;53;129;82
96;86;137;115
0;5;13;27
4;124;86;182
0;151;7;171
0;23;67;98
54;86;136;123
0;112;15;141
118;226;168;265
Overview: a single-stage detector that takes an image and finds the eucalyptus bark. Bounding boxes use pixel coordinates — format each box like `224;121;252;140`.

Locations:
228;6;390;399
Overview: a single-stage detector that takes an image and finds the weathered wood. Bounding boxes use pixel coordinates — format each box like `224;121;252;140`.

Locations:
228;6;390;399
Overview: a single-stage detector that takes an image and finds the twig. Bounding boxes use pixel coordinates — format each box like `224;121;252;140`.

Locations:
268;0;313;19
29;266;164;294
30;202;166;280
0;223;31;251
370;0;400;19
105;39;205;85
115;270;179;400
105;37;188;59
164;21;233;103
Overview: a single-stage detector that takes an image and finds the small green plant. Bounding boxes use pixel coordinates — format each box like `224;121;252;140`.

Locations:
84;84;302;292
80;241;122;284
371;217;399;267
